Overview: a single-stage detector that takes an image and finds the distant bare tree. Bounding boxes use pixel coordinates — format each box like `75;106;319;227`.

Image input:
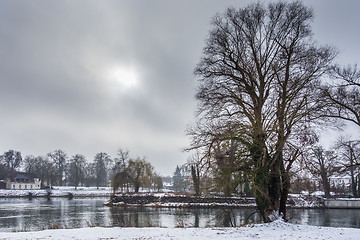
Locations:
336;139;360;197
68;154;86;189
93;152;112;189
151;174;163;192
23;155;37;175
307;146;340;198
114;148;129;173
84;162;96;187
0;150;22;176
48;149;67;186
188;153;203;196
112;171;130;194
23;155;52;187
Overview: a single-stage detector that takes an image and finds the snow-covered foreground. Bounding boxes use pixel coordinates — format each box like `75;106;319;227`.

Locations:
1;220;359;240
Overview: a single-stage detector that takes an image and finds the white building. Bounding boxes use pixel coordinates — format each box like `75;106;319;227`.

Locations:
5;173;41;190
329;175;352;189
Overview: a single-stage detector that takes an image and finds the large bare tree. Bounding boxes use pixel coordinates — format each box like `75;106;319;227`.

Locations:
192;1;335;222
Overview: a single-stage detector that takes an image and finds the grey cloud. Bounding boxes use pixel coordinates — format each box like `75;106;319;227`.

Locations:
0;0;359;175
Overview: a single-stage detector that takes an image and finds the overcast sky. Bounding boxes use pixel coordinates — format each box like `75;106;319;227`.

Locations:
0;0;359;176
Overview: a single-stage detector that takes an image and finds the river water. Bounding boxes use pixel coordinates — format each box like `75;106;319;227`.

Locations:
0;198;359;232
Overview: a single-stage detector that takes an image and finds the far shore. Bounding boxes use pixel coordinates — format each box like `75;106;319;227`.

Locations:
3;189;360;209
0;194;111;199
0;186;112;199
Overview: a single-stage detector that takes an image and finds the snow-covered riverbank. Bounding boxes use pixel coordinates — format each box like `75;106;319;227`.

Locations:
107;192;324;208
1;220;359;240
0;186;112;198
0;189;325;209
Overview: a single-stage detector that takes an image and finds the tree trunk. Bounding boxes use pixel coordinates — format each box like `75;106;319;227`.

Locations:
269;155;281;214
321;169;331;198
357;174;360;197
223;171;232;197
134;179;140;193
350;156;357;197
191;165;200;196
254;166;274;223
251;135;278;222
253;152;274;222
351;172;357;197
279;159;290;220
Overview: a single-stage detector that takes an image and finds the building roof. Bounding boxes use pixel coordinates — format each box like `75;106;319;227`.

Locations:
8;172;38;183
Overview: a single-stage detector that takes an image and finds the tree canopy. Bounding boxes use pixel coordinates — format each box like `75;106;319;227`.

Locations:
191;1;336;222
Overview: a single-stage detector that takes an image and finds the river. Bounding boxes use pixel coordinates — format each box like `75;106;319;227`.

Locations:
0;198;359;232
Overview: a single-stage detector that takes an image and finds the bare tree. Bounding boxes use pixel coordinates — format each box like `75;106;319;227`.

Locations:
112;148;131;192
151;174;163;192
47;149;67;186
112;171;130;194
23;155;37;175
93;152;112;189
112;148;130;194
68;154;86;189
0;150;22;176
192;1;335;221
307;146;339;198
114;148;129;172
186;120;252;196
189;153;202;196
23;155;53;187
336;139;360;197
84;162;96;187
322;65;360;127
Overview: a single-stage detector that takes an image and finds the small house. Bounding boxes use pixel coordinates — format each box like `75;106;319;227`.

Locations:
5;172;41;190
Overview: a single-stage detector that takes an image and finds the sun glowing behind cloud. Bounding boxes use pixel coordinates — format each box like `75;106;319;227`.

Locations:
106;65;140;90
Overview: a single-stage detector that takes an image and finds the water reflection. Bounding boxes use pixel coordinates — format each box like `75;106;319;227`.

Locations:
0;198;359;232
110;206;260;228
287;208;360;228
110;206;160;227
0;198;112;231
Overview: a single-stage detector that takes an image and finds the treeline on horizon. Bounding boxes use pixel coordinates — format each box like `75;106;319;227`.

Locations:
0;148;163;192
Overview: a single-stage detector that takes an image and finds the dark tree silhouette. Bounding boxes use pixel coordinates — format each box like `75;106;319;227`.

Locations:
192;1;335;221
